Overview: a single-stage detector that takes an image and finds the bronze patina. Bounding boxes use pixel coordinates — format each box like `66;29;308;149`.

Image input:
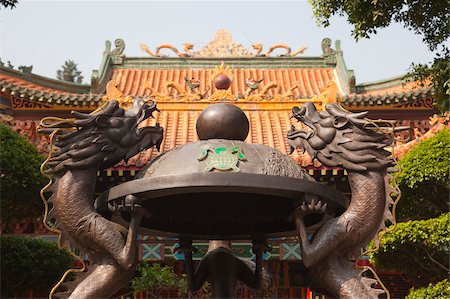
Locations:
39;98;395;298
287;102;397;299
196;103;249;141
39;98;163;299
177;239;266;298
97;137;348;240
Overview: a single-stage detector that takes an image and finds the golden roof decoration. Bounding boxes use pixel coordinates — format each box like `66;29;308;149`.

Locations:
192;29;253;57
104;75;133;108
211;61;233;81
139;30;308;58
251;43;308;57
311;80;342;108
140;43;194;57
104;62;341;109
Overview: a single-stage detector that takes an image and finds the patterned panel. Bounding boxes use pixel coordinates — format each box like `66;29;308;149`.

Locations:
140;242;164;261
280;243;302;260
145;241;280;261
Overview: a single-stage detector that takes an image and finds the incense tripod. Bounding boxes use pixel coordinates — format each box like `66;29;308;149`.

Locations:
43;96;392;298
98;103;355;298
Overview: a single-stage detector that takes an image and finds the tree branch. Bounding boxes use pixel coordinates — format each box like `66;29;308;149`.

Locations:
419;244;449;272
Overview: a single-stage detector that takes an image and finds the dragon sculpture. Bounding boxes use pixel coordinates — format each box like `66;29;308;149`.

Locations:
287;102;398;299
178;240;265;298
252;43;307;57
38;97;164;299
185;77;210;98
140;43;194;57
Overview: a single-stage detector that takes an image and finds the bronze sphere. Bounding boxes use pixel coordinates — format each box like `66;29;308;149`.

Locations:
196;103;249;140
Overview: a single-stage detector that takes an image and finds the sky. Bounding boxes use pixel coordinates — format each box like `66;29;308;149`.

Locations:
0;0;435;85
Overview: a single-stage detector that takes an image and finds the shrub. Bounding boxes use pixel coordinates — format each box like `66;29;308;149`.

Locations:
370;213;449;286
0;124;47;228
396;129;450;221
0;236;73;297
406;279;450;299
132;262;187;296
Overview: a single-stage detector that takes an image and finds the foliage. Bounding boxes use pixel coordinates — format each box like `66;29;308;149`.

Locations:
56;60;84;83
0;0;18;10
309;0;450;110
0;236;74;297
396;129;450;220
369;129;450;288
0;124;47;227
132;262;211;297
408;48;450;112
406;279;450;299
132;262;187;296
369;213;450;286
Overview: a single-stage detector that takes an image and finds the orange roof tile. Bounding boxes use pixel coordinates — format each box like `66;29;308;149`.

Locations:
113;109;302;167
110;68;337;99
0;74;49;91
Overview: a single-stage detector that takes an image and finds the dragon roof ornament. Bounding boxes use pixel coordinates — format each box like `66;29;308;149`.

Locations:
106;62;340;107
139;29;308;58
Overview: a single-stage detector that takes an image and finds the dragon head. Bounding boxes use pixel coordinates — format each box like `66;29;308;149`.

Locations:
41;97;164;174
287;102;393;172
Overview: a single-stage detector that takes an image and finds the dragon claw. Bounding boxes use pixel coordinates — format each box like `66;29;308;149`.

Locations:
118;195;151;218
296;199;327;219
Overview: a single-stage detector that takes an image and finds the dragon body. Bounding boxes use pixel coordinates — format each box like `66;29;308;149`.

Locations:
40;98;164;299
156;43;193;57
140;43;193;57
252;43;307;57
287;103;396;298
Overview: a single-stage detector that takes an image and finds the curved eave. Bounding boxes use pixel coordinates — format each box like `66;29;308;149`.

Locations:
0;80;103;109
343;75;435;108
0;65;91;93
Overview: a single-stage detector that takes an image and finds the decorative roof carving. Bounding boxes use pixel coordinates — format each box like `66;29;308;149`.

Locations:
140;43;194;57
102;62;336;107
110;38;125;64
321;38;337;64
393;112;449;160
192;29;253;57
18;65;33;74
252;43;307;57
138;30;308;58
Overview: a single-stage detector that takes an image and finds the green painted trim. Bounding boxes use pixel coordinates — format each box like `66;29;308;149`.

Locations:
356;74;407;92
91;50;114;93
0;65;91;93
115;56;332;69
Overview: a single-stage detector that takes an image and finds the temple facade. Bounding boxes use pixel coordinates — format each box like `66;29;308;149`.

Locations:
0;30;441;298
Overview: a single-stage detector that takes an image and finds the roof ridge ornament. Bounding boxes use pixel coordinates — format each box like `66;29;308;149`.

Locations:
110;38;125;64
252;43;308;57
321;38;337;64
140;43;194;58
100;62;330;104
138;30;309;58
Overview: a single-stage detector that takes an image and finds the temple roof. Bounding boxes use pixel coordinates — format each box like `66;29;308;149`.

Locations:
0;65;100;109
110;65;336;99
344;76;434;108
1;30;436;111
